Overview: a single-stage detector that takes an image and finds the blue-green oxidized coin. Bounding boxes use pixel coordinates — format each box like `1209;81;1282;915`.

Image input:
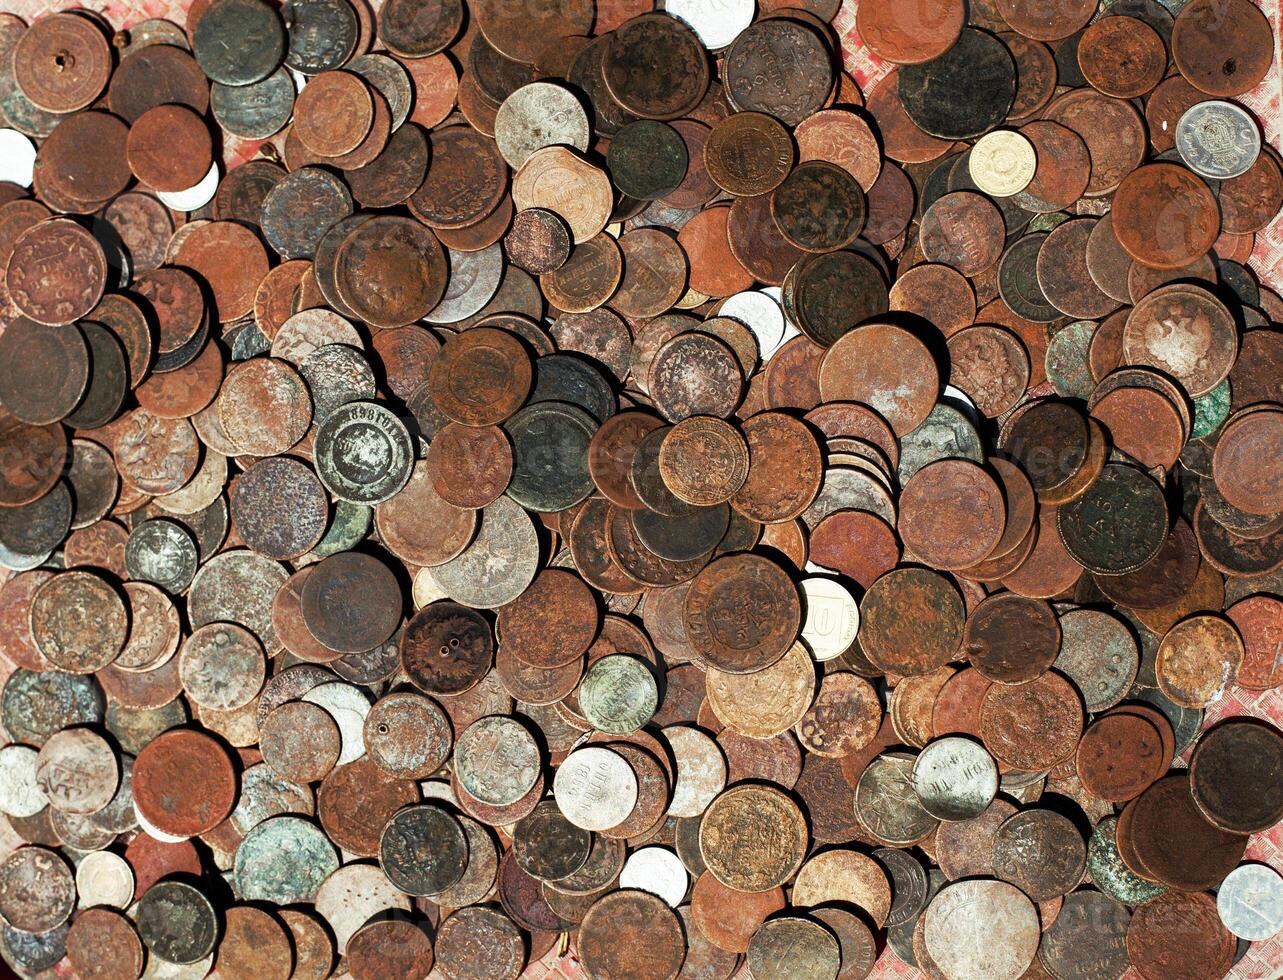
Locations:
234;815;338;904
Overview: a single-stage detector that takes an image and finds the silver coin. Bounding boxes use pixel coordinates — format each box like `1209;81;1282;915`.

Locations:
1218;863;1283;941
454;715;540;806
0;744;45;818
423;243;504;324
75;850;134;909
666;0;755;50
494;82;591;169
662;725;725;819
34;728;118;815
314;863;410;954
125;518;199;594
430;495;539;608
578;655;658;735
801;466;897;529
1176;100;1261;180
554;746;638;832
619;846;688;908
911;737;999;821
923;880;1040;980
229;762;313;835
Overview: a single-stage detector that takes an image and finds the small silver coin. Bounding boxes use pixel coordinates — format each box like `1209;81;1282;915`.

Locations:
911;737;999;821
1176;100;1261;180
1218;863;1283;941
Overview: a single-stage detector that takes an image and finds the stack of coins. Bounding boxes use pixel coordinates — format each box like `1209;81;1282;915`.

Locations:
0;0;1281;977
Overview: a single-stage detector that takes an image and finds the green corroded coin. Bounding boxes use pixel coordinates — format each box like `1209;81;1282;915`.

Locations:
1028;212;1070;233
312;500;371;557
1087;816;1166;907
234;815;338;905
896;403;982;485
1045;320;1097;399
504;401;598;513
1191;378;1231;440
2;669;104;747
313;401;414;505
578;655;659;735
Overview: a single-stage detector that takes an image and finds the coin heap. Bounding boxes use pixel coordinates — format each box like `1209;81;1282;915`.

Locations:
0;0;1282;977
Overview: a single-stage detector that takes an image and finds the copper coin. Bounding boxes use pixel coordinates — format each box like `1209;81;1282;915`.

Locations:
425;422;513;509
1227;595;1283;690
294;70;374;156
231;456;328;560
172;220;270;323
496;568;599;669
1171;0;1272;97
1111;163;1220;270
402;596;493;700
1213;408;1283;516
5;218;106;325
504;207;571;274
1127;890;1234;980
375;459;477;567
859;568;964;677
260;700;342;784
1076;712;1165;802
0;317;88;424
1077;16;1166;99
335;215;448;328
1156;614;1244;708
217;358;312;456
964;592;1061;685
66;907;145;980
919;190;1005;276
685;553;800;674
347;919;435;980
658;417;749;506
301;552;402;653
30;569;127;674
412;124;508;230
855;0;965;65
126;104;213;193
428;326;533;426
578;889;685;980
1190;720;1283;834
1127;774;1247;890
818;324;938;436
891;263;976;337
133;729;236;838
13;12;111;113
900;459;1006;570
980;670;1084;771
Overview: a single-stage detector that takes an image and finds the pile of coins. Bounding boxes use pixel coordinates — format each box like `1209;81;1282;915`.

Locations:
0;0;1282;976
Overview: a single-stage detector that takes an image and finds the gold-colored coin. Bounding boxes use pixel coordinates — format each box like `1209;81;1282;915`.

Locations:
968;131;1037;197
705;641;816;738
699;784;808;892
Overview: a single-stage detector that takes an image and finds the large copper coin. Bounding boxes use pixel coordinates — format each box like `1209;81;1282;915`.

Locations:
684;554;801;674
133;729;236;838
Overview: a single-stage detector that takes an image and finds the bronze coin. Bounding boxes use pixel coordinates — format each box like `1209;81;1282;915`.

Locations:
855;0;965;65
496;568;599;669
127;104;213;193
980;670;1084;771
428;326;533;426
0;317;88;424
964;592;1061;685
770;160;867;253
603;13;708;121
899;459;1007;570
1127;890;1235;980
5;218;106;326
1171;0;1273;97
13;12;111;113
578;889;685;980
919;190;1006;276
334;215;448;328
1127;773;1247;890
818;323;938;436
402;600;493;695
301;552;402;653
412;124;509;230
859;568;964;676
133;729;236;837
684;553;801;674
1077;16;1166;98
1111;163;1221;270
704;111;795;198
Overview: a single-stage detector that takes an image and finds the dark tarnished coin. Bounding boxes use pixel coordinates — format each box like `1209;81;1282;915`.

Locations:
379;802;468;896
313;401;414;505
1190;720;1283;834
135;879;219;964
402;601;494;696
607;120;689;201
898;28;1016;139
724;18;831;127
1038;889;1131;980
771;161;866;253
211;69;295;139
6;218;106;326
785;250;887;351
0;317;88;424
604;14;709;121
1058;464;1168;576
514;799;592;882
193;0;286;86
260;166;354;260
748;916;840;980
436;907;526;980
504;401;597;512
992;809;1086;901
282;0;357;74
300;553;401;654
